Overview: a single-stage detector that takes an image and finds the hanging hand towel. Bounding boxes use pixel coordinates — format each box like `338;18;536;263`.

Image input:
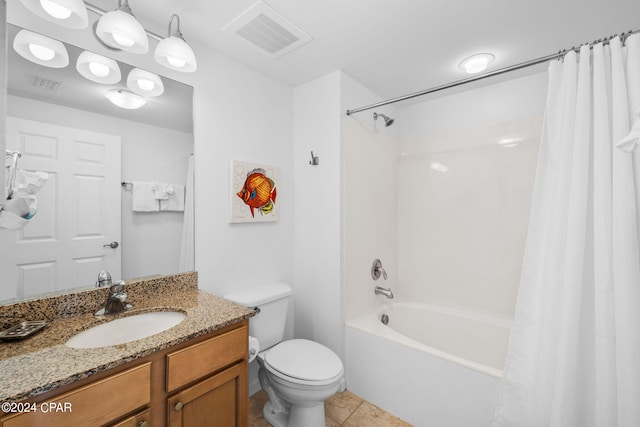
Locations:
152;183;175;200
132;181;159;212
617;107;640;152
160;184;185;211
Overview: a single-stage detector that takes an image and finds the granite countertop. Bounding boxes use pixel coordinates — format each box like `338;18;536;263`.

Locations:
0;272;255;403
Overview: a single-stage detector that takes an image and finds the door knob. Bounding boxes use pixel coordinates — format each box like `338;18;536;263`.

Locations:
174;401;184;411
103;241;119;249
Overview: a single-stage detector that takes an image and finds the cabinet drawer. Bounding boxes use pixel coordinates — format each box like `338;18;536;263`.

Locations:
167;326;247;392
109;408;151;427
1;363;151;427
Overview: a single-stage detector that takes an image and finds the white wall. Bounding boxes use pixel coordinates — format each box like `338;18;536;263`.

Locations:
395;72;548;139
395;72;548;318
7;95;192;279
292;71;343;357
191;47;294;299
291;69;399;360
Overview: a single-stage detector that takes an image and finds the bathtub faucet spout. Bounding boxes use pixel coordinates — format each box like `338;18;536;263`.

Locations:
374;286;394;299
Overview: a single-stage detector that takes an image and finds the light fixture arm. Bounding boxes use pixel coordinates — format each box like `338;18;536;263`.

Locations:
110;0;133;16
167;14;186;41
117;0;132;14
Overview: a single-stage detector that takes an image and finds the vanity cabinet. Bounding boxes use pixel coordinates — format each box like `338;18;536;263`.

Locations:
166;325;248;427
0;320;249;427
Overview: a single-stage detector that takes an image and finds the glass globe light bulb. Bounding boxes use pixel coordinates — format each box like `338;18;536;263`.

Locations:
112;32;136;48
88;61;110;77
28;43;55;61
39;0;72;19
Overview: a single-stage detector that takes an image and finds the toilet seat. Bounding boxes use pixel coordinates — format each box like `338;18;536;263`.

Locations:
263;339;344;386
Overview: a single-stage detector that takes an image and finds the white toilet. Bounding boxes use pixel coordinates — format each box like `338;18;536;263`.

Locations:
225;282;344;427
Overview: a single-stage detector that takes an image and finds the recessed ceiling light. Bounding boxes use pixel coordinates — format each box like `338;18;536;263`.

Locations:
106;89;147;109
459;53;495;74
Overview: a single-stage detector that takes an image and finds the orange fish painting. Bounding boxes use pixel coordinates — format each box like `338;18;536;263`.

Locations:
236;168;277;218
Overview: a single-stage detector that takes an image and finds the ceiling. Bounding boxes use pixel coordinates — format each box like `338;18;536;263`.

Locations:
8;0;640;122
117;0;640;100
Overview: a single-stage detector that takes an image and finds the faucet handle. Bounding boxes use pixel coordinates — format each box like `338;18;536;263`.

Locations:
371;259;388;280
109;280;126;293
96;270;112;287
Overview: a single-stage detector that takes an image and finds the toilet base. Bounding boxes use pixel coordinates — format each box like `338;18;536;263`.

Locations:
259;362;331;427
263;401;289;427
288;402;327;427
263;400;327;427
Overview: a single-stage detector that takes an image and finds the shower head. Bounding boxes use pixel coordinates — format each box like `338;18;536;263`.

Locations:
373;112;394;127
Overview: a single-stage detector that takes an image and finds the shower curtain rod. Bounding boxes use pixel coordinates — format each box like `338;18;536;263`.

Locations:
345;28;640;116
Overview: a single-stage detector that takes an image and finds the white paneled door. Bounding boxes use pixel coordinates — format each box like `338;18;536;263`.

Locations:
1;118;121;300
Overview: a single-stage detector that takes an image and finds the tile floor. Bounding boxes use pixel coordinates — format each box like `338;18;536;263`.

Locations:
249;389;414;427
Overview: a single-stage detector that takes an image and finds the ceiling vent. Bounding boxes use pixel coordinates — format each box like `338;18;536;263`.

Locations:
224;1;312;58
33;75;61;91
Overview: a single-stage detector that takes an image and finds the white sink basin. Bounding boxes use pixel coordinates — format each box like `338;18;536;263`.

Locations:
65;311;186;349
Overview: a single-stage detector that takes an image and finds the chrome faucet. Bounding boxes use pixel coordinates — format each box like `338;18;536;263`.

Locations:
374;286;394;299
104;281;130;314
95;275;132;315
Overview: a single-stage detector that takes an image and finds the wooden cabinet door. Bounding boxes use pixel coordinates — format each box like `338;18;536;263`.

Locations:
167;363;247;427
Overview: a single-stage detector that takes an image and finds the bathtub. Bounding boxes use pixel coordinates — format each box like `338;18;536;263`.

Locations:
345;302;511;427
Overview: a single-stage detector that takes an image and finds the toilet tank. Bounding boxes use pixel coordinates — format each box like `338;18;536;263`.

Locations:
224;282;292;351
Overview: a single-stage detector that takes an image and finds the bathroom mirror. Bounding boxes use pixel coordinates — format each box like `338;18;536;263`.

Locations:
1;23;194;303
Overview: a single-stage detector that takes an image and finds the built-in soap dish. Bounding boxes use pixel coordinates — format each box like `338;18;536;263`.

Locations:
0;321;47;340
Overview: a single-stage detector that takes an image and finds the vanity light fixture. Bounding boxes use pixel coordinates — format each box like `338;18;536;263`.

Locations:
95;0;148;54
154;14;197;72
105;89;147;109
458;53;495;74
13;29;69;68
19;0;89;29
76;51;121;84
127;68;164;97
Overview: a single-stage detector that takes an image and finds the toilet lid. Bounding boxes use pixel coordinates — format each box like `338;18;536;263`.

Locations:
264;339;343;382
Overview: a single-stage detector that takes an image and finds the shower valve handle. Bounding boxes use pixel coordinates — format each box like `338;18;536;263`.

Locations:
371;259;387;280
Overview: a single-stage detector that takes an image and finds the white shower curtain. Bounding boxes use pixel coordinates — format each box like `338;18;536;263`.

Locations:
492;34;640;427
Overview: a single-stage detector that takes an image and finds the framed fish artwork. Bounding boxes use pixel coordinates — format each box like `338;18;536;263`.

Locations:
229;160;280;223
